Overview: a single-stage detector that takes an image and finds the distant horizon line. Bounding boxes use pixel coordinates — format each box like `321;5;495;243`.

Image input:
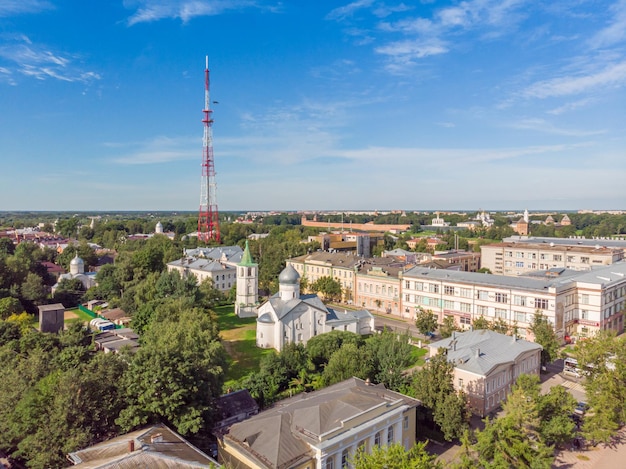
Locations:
1;209;624;214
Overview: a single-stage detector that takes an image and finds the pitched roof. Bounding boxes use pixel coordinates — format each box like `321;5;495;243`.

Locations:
430;329;542;375
223;378;420;469
67;424;218;468
239;240;256;267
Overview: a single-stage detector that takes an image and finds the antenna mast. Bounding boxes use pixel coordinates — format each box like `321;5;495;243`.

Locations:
198;56;221;243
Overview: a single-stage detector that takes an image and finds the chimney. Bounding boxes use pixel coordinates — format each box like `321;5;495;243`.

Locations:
150;433;163;444
512;334;517;342
128;440;135;452
475;348;480;358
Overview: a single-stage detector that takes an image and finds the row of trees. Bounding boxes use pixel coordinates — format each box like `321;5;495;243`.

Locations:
239;329;417;408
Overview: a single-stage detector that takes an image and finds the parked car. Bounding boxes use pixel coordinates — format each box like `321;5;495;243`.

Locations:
574;402;588;416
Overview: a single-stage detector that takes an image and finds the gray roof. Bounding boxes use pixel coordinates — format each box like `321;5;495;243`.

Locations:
430;329;542;375
404;262;626;290
67;423;218;468
503;235;626;249
326;307;373;324
223;378;420;469
278;264;300;285
184;245;243;263
169;257;236;273
265;293;327;320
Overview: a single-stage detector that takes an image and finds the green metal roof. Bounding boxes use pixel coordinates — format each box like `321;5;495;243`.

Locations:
239;240;256;266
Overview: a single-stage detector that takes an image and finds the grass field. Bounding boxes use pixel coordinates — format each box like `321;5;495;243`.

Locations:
67;307;94;323
214;305;274;386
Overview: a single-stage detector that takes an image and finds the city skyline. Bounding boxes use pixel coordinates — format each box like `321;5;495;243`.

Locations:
1;1;625;211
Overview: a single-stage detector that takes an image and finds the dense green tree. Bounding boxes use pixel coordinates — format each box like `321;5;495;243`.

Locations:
537;384;577;447
352;441;442;469
412;351;470;441
306;330;365;371
415;307;438;336
20;272;48;304
439;315;459;338
472;316;490;330
117;307;227;435
366;331;414;391
0;238;15;255
0;296;23;320
322;343;372;386
529;312;559;366
310;276;342;302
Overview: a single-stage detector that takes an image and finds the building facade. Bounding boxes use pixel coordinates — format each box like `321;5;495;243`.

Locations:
481;242;623;276
402;264;626;342
167;245;243;293
218;378;420;469
429;330;542;416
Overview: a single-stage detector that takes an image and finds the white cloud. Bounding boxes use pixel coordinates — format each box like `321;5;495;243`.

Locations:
588;0;626;49
0;37;100;83
109;136;198;165
523;61;626;98
509;118;605;136
326;0;375;21
124;0;260;25
547;98;592;115
0;0;53;17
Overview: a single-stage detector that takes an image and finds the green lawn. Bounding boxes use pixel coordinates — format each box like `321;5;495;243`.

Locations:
410;346;428;367
67;307;94;323
214;304;274;386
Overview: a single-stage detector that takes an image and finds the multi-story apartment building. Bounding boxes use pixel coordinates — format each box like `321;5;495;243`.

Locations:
431;250;481;272
402;263;626;342
355;264;403;316
429;330;542;416
481;242;622;276
288;252;403;304
218;377;420;469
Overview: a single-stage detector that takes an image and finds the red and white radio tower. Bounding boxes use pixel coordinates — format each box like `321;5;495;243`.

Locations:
198;56;220;243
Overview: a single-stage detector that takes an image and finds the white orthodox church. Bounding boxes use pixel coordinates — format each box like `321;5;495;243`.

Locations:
255;264;374;352
51;254;97;294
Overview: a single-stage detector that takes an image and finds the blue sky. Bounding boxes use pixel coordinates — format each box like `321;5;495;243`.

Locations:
1;0;625;212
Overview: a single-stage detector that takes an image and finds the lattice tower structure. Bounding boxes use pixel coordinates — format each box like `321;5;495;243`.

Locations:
198;56;221;243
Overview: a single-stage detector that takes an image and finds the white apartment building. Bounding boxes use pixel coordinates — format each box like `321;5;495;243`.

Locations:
481;242;623;276
402;263;626;342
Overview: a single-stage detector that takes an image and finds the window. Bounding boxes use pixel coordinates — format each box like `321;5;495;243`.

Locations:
460;288;471;298
528;252;536;259
477;290;488;300
567;256;575;263
387;426;394;444
534;298;548;310
581;294;589;305
374;431;381;447
581;257;590;263
341;450;349;468
515;311;526;323
415;282;423;291
516;252;524;258
513;295;526;306
515;261;524;268
495;308;507;319
476;305;488;316
460;316;471;325
553;254;562;261
444;300;455;309
405;280;410;289
403;416;409;430
444;285;455;295
326;456;334;469
505;251;513;257
495;293;508;303
428;284;439;294
458;378;464;388
581;310;588;320
460;302;471;313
